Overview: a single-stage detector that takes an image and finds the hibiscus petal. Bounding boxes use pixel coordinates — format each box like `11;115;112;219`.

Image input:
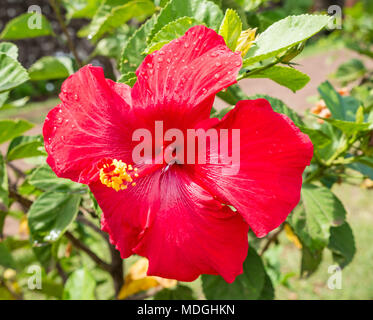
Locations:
43;65;136;184
191;99;313;238
90;170;162;258
131;25;242;127
133;166;249;283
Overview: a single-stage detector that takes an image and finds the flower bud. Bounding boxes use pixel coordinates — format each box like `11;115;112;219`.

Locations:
235;28;257;57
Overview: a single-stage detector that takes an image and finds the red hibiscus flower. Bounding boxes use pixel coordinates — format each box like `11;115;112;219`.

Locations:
43;25;313;283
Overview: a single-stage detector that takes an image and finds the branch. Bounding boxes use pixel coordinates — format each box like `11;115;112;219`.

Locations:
260;224;285;256
7;170;124;296
65;231;112;272
76;213;124;297
8;187;32;211
80;206;99;220
7;163;26;179
49;0;83;67
56;262;68;284
76;214;105;237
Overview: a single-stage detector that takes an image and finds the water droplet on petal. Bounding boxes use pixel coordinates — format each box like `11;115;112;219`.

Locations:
214;73;219;79
215;62;221;67
184;43;189;48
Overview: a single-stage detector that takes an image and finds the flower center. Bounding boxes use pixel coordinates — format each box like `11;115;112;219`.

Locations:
97;158;138;192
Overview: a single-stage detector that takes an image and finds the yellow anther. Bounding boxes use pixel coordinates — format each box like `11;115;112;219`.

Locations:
98;158;137;192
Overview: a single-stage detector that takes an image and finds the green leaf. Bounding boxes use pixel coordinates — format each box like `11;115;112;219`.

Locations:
84;0;155;42
243;14;330;66
0;42;19;59
301;245;323;277
328;222;356;268
154;285;196;300
299;126;332;149
318;81;360;121
28;56;74;81
62;0;101;20
38;274;64;299
335;58;367;85
319;117;372;136
29;165;85;193
32;243;54;270
7;135;46;161
355;156;373;168
216;84;248;106
0;13;53;40
92;26;131;60
63;268;96;300
117;72;137;87
120;15;157;74
246;65;310;92
0;153;8;208
145;17;202;54
218;9;242;51
0;242;16;269
290;184;346;253
0;92;9;108
258;273;275;300
148;0;224;42
250;94;304;127
0;119;34;144
348;158;373;180
77;0;123;37
202;248;266;300
220;0;248;29
28;192;81;243
0;53;29;93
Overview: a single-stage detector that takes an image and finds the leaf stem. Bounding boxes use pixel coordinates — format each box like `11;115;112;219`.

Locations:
237;58;282;82
260;224;284;256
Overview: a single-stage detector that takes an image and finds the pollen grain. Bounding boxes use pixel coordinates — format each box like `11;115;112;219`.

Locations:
98;158;138;192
